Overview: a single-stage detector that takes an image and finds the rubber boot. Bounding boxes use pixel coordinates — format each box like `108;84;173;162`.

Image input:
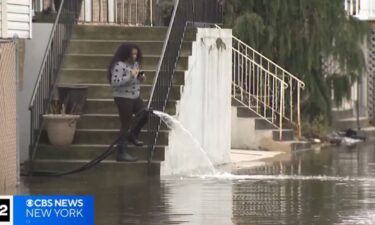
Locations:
116;136;137;162
128;133;144;147
128;111;148;146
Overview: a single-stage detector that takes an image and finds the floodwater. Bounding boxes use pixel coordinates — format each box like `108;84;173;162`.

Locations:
19;143;375;225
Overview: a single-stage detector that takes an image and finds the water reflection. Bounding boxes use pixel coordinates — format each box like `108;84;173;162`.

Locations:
18;143;375;225
232;143;375;225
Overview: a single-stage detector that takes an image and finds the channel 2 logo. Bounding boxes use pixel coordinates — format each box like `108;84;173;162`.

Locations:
0;199;10;221
0;196;11;224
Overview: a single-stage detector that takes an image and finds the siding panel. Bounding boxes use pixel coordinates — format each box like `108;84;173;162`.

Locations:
0;0;31;39
7;13;29;22
0;1;4;38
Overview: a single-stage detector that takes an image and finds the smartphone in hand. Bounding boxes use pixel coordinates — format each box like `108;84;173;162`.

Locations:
137;71;145;79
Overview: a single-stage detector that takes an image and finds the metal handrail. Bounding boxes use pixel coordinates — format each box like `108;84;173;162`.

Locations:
232;48;288;88
29;2;64;108
232;36;305;89
29;0;83;166
214;25;305;89
147;0;223;172
147;0;179;106
216;25;305;139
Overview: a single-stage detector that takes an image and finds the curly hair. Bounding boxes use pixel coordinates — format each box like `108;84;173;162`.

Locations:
107;43;143;83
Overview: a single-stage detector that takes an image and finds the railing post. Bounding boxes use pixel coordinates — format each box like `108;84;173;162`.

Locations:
83;0;92;22
108;0;115;23
150;0;153;26
356;0;360;15
297;83;301;139
37;0;44;12
279;82;284;141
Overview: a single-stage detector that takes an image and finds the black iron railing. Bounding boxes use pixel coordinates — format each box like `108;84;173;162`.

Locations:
147;0;223;173
29;0;83;166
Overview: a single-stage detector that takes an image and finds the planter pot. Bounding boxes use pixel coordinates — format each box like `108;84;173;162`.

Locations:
43;114;80;147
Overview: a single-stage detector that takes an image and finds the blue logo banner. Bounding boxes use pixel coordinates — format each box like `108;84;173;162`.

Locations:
13;196;94;225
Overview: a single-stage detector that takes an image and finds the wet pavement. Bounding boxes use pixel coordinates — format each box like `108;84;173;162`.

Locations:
19;143;375;225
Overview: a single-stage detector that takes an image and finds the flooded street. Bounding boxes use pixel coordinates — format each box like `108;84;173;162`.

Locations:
19;143;375;225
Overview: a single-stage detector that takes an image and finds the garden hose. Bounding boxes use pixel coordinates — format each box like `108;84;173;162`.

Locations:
24;108;154;177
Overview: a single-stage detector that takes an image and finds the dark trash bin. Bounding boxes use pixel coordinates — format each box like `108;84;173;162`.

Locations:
57;84;88;115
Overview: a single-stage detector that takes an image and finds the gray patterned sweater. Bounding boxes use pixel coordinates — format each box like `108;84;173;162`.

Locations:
111;61;140;99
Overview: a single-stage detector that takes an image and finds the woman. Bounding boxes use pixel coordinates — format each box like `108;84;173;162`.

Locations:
108;43;148;162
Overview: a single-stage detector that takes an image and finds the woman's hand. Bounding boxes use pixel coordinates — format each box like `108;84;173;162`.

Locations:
138;73;146;82
131;69;139;77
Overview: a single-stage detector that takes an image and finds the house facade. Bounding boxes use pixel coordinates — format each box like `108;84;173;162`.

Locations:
346;0;375;124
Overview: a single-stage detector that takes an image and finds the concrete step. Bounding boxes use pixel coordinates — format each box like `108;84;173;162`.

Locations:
28;160;160;178
71;25;196;41
231;98;243;107
361;126;375;140
83;98;177;115
333;117;370;131
272;129;295;141
332;108;354;121
61;54;189;71
35;144;165;161
237;106;259;118
67;40;193;56
255;118;277;130
58;83;181;100
236;106;273;118
291;141;312;151
59;69;185;85
77;114;168;130
39;129;168;145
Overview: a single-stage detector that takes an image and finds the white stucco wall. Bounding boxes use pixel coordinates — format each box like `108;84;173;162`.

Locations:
17;23;53;163
161;28;232;175
231;107;273;150
231;106;295;152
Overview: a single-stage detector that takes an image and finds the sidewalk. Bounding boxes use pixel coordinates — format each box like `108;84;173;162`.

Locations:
230;149;285;168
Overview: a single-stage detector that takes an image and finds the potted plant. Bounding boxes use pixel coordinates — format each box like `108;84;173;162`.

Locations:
43;85;88;147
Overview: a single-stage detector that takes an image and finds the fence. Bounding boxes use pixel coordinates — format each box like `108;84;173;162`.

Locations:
33;0;159;26
0;41;17;193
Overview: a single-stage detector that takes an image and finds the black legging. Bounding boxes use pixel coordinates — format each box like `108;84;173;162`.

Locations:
114;97;148;139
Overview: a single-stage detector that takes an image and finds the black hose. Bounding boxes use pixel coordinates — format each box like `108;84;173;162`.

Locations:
24;108;153;177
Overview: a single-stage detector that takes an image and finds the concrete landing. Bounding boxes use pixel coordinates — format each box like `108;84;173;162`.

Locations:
230;149;285;168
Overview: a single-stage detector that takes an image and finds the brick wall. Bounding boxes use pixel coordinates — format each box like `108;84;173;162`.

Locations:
0;42;17;194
